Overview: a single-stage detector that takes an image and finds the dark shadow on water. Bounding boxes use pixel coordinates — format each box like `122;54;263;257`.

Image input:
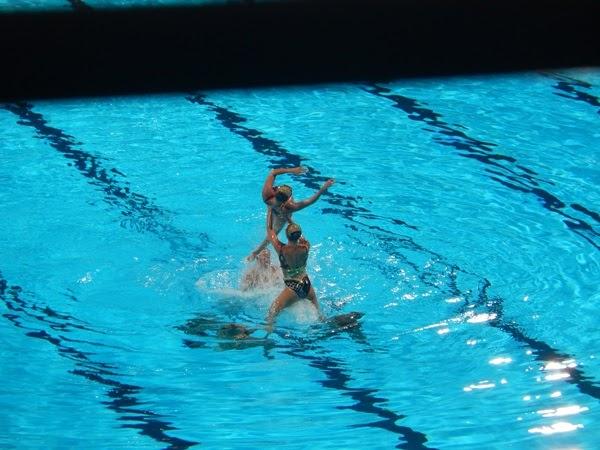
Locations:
544;72;600;113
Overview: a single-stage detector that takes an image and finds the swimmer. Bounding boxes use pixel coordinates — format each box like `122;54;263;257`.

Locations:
240;249;281;291
177;317;252;339
247;167;334;261
265;222;324;332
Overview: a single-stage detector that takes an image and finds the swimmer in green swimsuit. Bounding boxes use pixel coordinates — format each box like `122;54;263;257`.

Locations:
265;222;324;331
247;167;334;261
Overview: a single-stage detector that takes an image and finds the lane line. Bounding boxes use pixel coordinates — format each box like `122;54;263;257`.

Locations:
363;83;599;250
2;101;208;259
0;273;200;449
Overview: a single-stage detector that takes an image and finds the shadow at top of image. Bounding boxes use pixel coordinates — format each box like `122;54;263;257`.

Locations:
0;0;599;101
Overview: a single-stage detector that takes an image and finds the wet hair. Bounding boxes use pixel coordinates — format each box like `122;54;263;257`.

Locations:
286;222;302;241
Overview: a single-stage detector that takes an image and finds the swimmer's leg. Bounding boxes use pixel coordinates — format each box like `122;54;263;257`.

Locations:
307;286;325;322
265;287;299;331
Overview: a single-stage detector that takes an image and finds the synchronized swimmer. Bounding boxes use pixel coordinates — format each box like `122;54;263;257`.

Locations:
185;166;361;341
265;222;323;332
247;167;334;261
241;167;334;331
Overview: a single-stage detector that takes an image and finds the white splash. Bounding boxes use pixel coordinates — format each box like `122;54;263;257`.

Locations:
545;372;570;381
467;313;497;323
528;422;583;435
463;380;496;392
489;357;512;365
544;360;577;371
537;405;589;418
77;272;93;284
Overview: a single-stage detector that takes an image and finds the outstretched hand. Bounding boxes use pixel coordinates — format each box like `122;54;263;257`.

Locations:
322;178;335;190
291;166;307;175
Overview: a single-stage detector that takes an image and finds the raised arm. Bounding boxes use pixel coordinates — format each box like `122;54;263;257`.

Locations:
266;214;283;254
288;178;335;212
247;208;274;261
261;167;306;202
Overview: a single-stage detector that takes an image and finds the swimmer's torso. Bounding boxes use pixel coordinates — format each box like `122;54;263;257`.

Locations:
278;241;309;281
270;205;293;230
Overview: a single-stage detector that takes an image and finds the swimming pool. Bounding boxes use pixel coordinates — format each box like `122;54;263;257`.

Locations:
1;18;599;445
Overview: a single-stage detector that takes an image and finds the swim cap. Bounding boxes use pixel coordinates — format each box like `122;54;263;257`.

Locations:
275;185;292;201
286;222;302;240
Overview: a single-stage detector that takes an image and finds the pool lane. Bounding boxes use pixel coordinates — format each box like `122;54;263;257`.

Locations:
0;272;199;449
284;346;435;450
1;101;208;446
2;102;208;260
179;313;435;449
359;76;599;371
460;278;600;401
362;83;599;251
352;217;600;405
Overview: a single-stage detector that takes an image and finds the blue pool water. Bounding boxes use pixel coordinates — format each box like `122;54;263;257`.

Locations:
1;20;599;445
